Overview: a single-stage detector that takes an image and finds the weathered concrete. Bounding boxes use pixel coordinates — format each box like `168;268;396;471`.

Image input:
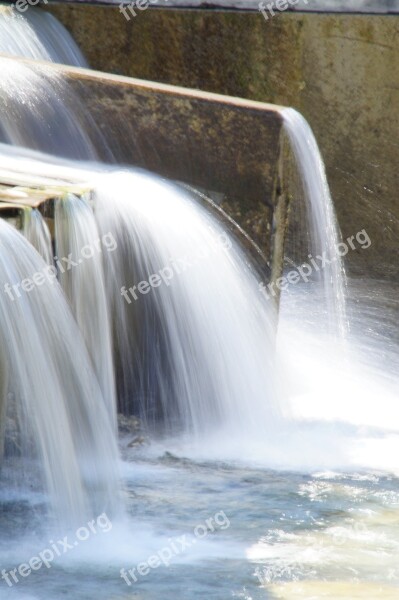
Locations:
45;6;399;279
0;56;286;274
64;66;284;264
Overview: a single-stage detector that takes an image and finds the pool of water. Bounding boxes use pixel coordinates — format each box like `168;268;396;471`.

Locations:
1;279;399;600
2;439;399;600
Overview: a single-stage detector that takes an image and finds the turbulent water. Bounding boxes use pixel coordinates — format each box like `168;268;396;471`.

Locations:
0;219;120;527
1;145;398;475
0;6;399;600
94;170;280;434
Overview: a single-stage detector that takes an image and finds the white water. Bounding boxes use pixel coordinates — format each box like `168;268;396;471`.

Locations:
0;9;122;526
0;8;398;599
0;144;282;439
0;6;87;66
0;219;120;527
0;57;112;161
2;145;398;478
0;8;112;162
94;170;281;434
0;138;282;439
55;193;117;429
0;124;397;474
23;207;53;265
282;108;349;338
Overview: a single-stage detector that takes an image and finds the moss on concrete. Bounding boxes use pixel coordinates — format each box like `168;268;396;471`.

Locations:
47;6;399;279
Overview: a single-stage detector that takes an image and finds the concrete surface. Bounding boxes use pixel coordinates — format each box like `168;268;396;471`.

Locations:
46;5;399;279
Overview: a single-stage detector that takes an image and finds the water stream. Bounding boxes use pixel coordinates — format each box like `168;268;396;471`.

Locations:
0;7;398;600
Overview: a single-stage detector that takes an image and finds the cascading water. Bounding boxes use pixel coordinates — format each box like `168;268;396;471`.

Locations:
54;193;117;430
0;8;113;162
0;58;107;160
0;146;282;439
0;146;379;473
0;7;399;600
282;108;348;338
94;170;280;434
0;218;120;527
0;82;386;469
0;5;87;66
23;207;53;265
0;8;119;529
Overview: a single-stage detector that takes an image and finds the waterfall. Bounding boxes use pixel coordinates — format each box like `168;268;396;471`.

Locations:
0;141;282;441
0;9;398;599
0;57;106;161
0;5;354;515
0;8;120;524
54;193;117;430
23;207;53;265
282;108;348;338
0;5;87;66
0;218;120;526
0;7;111;161
94;170;281;436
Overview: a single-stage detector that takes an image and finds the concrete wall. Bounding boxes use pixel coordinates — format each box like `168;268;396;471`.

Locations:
47;5;399;279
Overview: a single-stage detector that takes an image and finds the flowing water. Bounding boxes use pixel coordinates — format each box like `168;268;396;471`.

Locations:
0;7;399;600
22;207;53;266
0;5;87;66
0;57;108;161
93;170;280;433
282;108;348;339
0;219;120;528
54;193;117;430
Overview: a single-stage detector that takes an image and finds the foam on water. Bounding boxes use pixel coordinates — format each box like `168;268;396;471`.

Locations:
1;145;398;476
